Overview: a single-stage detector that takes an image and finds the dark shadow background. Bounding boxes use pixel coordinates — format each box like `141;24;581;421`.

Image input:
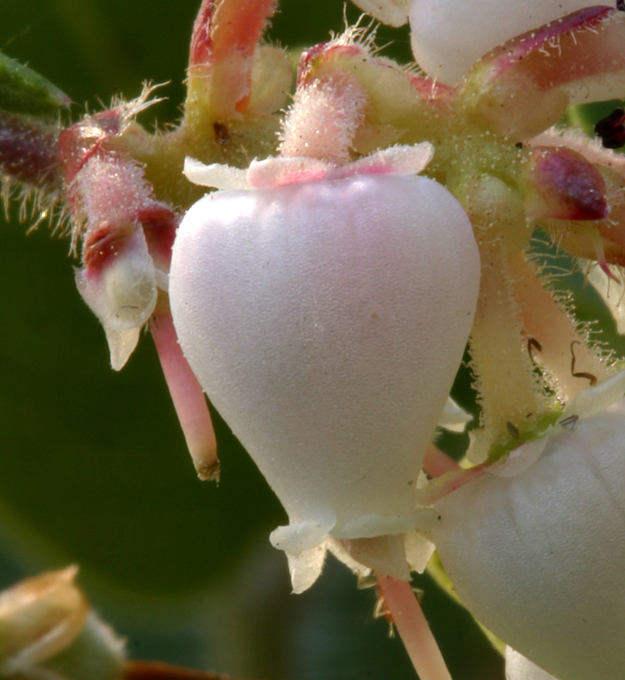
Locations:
5;0;616;677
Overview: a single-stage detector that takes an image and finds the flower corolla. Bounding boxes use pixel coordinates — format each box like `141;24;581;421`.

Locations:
351;0;602;85
408;0;598;85
169;145;480;590
431;370;625;680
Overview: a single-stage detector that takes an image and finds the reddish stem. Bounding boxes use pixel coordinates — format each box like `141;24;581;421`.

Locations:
422;445;460;478
376;574;453;680
123;661;234;680
150;312;219;481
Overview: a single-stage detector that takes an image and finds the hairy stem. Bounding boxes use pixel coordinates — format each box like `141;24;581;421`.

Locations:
469;238;545;458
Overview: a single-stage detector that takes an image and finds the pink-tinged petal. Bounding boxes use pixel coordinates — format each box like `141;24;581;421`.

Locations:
186;0;279;118
472;7;614;84
76;223;158;335
409;0;598;85
150;312;219;481
329;143;434;180
247;156;331;187
522;146;608;221
464;7;625;140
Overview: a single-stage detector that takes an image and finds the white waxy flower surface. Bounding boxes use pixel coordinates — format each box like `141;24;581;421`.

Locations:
169;169;480;558
506;647;561;680
409;0;594;85
432;396;625;680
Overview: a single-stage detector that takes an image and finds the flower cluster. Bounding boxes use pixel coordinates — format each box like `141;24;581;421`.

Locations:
1;0;625;679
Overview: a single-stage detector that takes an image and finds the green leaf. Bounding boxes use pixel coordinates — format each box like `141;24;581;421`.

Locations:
0;52;71;118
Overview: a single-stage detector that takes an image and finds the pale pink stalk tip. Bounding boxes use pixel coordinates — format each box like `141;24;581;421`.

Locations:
376;574;453;680
150;312;219;481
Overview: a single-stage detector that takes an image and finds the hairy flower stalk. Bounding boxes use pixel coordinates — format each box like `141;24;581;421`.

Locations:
3;0;625;678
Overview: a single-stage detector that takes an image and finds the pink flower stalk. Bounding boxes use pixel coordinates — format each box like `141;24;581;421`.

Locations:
57;99;219;479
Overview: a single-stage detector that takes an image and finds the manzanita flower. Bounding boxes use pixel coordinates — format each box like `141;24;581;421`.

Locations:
407;0;601;85
430;371;625;680
169;145;481;590
350;0;616;86
6;0;625;676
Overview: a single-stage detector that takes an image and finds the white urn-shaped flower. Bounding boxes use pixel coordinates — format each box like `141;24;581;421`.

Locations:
432;376;625;680
169;147;480;581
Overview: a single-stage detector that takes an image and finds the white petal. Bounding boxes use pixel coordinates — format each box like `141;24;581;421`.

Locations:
433;398;625;680
409;0;596;85
104;326;141;371
488;436;549;478
183;157;249;190
350;0;411;26
403;529;435;573
586;264;625;336
286;543;328;594
170;172;479;551
270;516;336;555
506;647;562;680
333;143;434;179
342;535;411;580
75;227;157;333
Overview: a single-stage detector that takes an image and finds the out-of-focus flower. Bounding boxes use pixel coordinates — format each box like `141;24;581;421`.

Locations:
430;371;625;680
407;0;599;85
349;0;611;85
0;567;125;680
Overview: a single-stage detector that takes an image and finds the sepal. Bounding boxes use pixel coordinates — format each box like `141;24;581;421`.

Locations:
185;0;287;121
521;146;608;221
0;52;71;118
462;7;625;141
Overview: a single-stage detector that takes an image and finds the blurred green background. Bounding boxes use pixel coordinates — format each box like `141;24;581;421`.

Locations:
4;1;617;678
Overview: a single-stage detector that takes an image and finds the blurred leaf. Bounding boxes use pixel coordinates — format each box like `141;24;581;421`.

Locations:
0;52;70;117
